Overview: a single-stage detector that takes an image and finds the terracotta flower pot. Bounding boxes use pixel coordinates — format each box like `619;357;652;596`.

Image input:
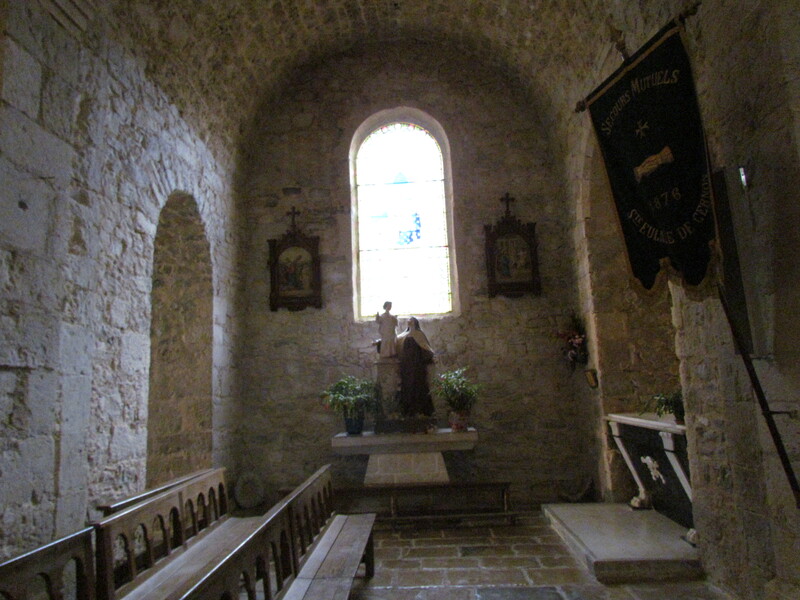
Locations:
449;410;469;432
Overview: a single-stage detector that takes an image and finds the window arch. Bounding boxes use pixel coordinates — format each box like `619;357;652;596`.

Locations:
350;108;459;320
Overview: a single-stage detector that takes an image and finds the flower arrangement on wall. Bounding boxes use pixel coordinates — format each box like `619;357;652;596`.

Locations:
557;313;588;371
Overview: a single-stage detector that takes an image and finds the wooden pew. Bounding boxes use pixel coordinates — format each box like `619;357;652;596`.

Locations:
0;527;95;600
283;513;375;600
2;464;375;600
93;467;230;600
283;463;375;600
181;464;376;600
96;469;215;517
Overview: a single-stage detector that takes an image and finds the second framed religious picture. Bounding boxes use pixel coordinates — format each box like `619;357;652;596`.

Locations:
268;207;322;311
484;193;541;298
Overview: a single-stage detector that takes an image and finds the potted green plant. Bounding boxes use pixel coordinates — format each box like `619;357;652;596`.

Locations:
432;368;479;431
320;375;379;435
646;389;685;424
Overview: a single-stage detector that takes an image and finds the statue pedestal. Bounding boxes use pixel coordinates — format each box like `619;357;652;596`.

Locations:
364;452;449;484
331;428;478;484
375;357;400;415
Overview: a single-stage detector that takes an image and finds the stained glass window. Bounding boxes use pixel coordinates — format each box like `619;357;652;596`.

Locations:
353;121;455;319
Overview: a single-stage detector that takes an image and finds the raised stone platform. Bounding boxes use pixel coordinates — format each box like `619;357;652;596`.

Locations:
543;503;703;584
331;428;478;485
364;452;449;484
331;428;477;455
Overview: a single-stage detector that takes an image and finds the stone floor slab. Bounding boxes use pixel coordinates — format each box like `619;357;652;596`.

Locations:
543;503;702;584
351;513;732;600
476;587;562;600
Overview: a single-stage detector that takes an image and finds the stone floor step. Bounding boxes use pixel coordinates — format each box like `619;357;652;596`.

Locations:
543;503;703;584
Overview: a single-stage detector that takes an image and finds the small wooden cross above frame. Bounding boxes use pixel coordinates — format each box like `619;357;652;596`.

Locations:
268;205;322;311
500;192;515;216
286;205;301;233
484;192;541;298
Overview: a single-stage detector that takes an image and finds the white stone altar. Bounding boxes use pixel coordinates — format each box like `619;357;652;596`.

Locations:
331;428;478;485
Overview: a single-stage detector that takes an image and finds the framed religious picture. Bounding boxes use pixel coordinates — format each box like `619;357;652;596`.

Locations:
484;193;541;298
268;207;322;311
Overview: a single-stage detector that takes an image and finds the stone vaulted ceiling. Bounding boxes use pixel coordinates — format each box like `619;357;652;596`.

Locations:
102;0;684;151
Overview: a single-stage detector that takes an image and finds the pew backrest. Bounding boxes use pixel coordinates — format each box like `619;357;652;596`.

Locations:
285;464;334;571
0;527;95;600
93;467;229;600
182;464;334;600
97;469;215;517
182;499;296;600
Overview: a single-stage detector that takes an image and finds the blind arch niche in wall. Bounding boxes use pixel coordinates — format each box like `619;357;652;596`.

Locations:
350;107;459;320
147;192;213;487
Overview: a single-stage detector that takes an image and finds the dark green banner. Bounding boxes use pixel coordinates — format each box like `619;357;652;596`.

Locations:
586;21;714;290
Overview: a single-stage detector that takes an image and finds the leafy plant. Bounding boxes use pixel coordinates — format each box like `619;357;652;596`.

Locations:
645;389;685;423
432;368;479;413
320;376;379;418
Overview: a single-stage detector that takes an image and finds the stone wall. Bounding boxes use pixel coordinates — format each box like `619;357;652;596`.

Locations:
559;1;684;504
1;3;798;599
147;193;213;487
676;2;800;599
0;3;237;560
233;40;596;507
557;2;800;598
575;145;680;502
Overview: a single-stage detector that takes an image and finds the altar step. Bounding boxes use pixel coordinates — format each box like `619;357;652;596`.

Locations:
333;481;516;526
543;503;703;584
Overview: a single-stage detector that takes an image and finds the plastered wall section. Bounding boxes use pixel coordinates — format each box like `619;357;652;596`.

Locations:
0;4;237;559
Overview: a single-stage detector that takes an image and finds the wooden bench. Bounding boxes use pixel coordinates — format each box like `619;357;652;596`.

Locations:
93;467;231;599
284;513;375;600
1;464;375;600
0;526;96;600
181;464;376;600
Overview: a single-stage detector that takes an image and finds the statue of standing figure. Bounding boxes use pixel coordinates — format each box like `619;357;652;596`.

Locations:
396;317;435;417
375;301;398;358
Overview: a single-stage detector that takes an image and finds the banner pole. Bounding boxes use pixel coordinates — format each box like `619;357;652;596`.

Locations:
677;1;702;25
717;285;800;509
575;1;703;113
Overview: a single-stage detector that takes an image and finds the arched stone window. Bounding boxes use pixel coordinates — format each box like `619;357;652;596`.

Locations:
350;107;459;319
